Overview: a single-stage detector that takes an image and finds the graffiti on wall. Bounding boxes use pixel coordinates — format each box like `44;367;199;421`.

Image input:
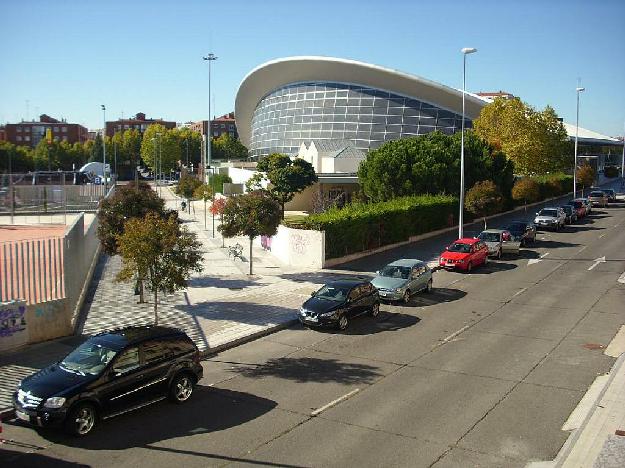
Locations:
0;301;27;338
291;232;308;255
33;301;62;322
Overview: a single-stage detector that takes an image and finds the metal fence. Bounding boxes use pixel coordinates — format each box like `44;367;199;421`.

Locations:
0;237;65;305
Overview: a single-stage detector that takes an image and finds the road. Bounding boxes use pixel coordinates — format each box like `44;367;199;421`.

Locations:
2;194;625;468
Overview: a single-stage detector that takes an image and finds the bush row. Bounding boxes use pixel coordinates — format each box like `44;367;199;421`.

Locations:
528;173;573;200
287;195;458;259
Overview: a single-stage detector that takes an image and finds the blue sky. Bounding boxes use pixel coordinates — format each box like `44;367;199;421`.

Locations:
1;0;624;136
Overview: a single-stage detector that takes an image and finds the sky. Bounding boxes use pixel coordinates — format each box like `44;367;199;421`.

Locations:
1;0;624;137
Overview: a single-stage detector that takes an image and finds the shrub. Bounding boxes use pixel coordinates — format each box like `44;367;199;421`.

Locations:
531;173;573;199
512;178;541;206
291;194;458;259
604;166;619;178
176;174;202;199
465;181;503;228
576;164;596;189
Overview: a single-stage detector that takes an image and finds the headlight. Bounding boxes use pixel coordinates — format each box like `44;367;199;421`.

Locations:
457;259;465;264
44;397;66;409
320;310;340;318
299;307;306;314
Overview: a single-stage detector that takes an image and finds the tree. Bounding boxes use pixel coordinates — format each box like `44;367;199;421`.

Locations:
140;125;182;175
209;172;232;194
176;174;202;199
576;163;596;195
89;133;103;163
116;212;203;324
210;197;227;247
193;183;213;229
219;191;281;275
172;127;202;167
212;133;248;160
0;142;33;172
465;180;504;229
249;153;317;218
511;177;541;212
473;98;570;175
358;131;514;203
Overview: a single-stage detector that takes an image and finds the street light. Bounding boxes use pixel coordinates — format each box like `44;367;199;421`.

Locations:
458;47;477;239
101;104;107;193
573;86;585;197
202;52;218;184
156;132;162;194
151;137;158;193
621;122;624;180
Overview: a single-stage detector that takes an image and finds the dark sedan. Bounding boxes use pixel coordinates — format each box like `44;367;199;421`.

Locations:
505;220;536;246
299;279;380;331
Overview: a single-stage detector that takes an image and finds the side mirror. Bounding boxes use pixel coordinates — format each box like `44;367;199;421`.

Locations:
445;246;449;251
375;270;380;275
535;212;539;216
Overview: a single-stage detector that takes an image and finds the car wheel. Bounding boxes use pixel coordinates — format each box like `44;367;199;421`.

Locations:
426;279;433;293
483;255;489;265
65;402;97;437
466;262;473;273
338;314;349;331
370;302;380;317
169;373;195;403
403;290;411;303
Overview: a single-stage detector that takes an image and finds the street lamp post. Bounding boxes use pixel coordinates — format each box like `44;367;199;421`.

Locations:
156;132;162;195
151;137;157;192
202;53;218;184
573;87;585;197
185;138;189;168
101;105;107;194
459;47;477;240
621;122;625;180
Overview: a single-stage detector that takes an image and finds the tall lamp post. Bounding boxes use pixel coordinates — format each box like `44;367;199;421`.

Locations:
621;122;624;180
151;137;157;193
573;86;585;197
202;53;218;184
458;47;477;239
156;132;162;195
101;105;107;194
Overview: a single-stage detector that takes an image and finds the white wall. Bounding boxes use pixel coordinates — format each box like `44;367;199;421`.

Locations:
227;167;269;191
262;225;325;269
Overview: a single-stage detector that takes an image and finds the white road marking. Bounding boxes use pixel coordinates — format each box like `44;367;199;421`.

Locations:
618;272;625;284
587;256;606;271
441;325;470;344
605;325;625;357
528;252;550;266
598;234;606;238
512;287;528;298
578;246;588;253
311;388;360;416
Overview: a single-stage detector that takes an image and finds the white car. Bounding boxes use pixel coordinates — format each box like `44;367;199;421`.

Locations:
534;207;566;230
477;229;520;258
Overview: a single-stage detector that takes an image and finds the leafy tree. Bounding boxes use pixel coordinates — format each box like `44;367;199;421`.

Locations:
116;212;203;324
212;133;248;160
0;141;33;172
219;191;281;274
173;127;202;167
576;163;596;194
248;153;317;218
193;184;212;202
209;172;232;194
465;180;503;229
358;131;514;203
511;177;541;212
89;133;103;163
140;125;182;175
176;174;202;199
210;197;227;247
473;98;570;174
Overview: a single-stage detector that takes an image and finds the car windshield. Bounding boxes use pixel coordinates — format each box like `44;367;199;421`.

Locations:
590;192;604;197
539;209;557;217
447;243;472;253
605;189;614;195
60;341;118;376
507;223;525;233
561;206;572;213
314;285;351;302
378;265;411;279
479;232;501;242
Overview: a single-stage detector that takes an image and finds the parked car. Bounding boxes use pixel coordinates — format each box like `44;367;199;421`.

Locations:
371;259;433;303
13;326;203;436
577;198;592;214
478;229;520;257
299;279;380;330
603;188;616;203
505;221;537;246
567;199;587;218
439;238;489;272
534;207;566;230
588;191;609;208
560;204;578;224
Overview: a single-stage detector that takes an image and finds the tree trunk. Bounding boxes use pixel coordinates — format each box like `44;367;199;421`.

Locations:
249;236;253;275
153;288;158;325
139;278;145;304
281;201;285;220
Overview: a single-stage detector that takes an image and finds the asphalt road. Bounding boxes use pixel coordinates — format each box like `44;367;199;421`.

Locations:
3;191;625;468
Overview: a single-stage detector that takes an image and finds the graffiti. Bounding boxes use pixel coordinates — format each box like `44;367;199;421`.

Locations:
34;302;62;322
0;301;27;338
291;232;308;255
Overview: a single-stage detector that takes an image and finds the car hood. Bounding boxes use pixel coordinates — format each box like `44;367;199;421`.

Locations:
441;251;470;261
535;216;557;222
302;296;344;315
20;363;95;399
371;276;407;290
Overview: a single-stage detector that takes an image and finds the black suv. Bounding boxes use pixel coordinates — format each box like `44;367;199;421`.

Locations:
299;279;380;330
13;326;203;436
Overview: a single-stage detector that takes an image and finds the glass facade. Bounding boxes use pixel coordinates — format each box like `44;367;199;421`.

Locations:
250;81;470;157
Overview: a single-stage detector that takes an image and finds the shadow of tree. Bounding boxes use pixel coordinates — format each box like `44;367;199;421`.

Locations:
23;387;276;451
0;447;89;468
279;271;373;284
186;276;266;290
233;356;381;384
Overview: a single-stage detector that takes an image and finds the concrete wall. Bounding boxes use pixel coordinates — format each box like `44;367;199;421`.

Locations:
25;299;72;345
261;225;325;269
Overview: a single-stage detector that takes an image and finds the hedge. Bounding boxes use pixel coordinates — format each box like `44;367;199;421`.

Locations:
287;195;458;259
528;173;573;200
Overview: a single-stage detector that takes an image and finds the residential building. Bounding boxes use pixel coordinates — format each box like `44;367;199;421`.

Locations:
105;112;176;137
190;112;238;140
3;114;88;148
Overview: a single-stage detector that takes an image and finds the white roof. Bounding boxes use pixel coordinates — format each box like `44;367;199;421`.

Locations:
562;122;621;145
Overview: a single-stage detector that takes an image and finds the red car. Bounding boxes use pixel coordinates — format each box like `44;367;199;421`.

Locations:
439;238;489;272
567;199;586;218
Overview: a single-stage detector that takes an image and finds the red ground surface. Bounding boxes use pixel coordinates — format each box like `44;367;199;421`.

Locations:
0;225;66;242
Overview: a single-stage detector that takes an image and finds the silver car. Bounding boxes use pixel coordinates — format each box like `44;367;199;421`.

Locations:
534;207;566;230
371;259;433;303
588;191;608;208
478;229;520;258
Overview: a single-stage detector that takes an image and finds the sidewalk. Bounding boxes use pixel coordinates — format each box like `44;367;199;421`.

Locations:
0;185;329;417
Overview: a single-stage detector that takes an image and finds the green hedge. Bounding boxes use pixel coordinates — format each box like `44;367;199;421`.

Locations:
288;195;458;259
604;166;619;178
530;173;573;200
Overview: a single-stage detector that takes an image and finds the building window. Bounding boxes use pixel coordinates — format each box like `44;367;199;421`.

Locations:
213;131;219;137
16;127;22;132
62;126;67;133
221;123;226;129
62;136;68;141
229;124;235;130
16;136;22;141
24;136;30;141
25;127;30;132
229;131;235;137
53;126;59;132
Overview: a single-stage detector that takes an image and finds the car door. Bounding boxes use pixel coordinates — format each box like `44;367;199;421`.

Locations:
347;286;365;317
139;340;174;401
98;346;147;416
475;242;487;264
413;264;427;290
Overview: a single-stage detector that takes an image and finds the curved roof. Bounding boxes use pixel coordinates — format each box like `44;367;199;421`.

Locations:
235;56;488;147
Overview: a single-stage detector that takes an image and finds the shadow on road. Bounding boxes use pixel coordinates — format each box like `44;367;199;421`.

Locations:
233;356;382;384
464;262;518;275
386;287;467;308
0;446;88;468
22;387;276;451
279;271;374;284
187;276;266;290
534;239;580;249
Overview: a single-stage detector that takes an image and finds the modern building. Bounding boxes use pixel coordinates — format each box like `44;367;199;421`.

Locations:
2;114;88;148
235;56;486;159
105;112;176;137
562;122;623;171
190;112;238;140
476;91;516;102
